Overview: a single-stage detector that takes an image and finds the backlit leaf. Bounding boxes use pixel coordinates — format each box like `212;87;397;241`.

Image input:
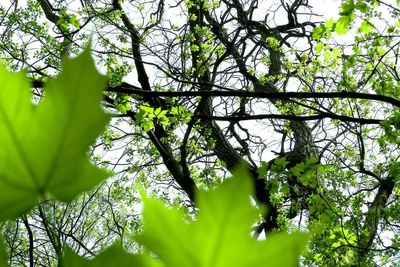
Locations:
0;47;111;219
138;165;309;267
63;243;162;267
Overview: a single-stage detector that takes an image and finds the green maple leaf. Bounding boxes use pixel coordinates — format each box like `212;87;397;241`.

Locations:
0;48;111;219
335;16;352;35
138;165;309;267
63;243;163;267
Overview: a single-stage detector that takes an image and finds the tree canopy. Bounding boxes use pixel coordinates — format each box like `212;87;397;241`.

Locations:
0;0;400;266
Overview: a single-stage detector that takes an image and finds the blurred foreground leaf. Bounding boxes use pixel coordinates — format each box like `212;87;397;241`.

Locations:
138;165;309;267
63;243;163;267
0;48;110;219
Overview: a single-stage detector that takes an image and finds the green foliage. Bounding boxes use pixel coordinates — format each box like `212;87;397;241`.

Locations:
134;103;179;131
335;15;353;35
381;111;400;144
57;8;80;33
114;93;131;114
312;24;328;40
3;0;400;265
339;0;355;16
290;157;320;186
134;104;170;131
0;53;307;265
0;47;110;220
358;20;375;34
313;0;375;38
106;55;132;87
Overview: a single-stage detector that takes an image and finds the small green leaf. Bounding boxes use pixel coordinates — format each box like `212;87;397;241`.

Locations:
281;183;290;195
359;20;375;34
257;161;269;179
315;42;324;55
271;156;289;173
355;0;369;13
312;25;326;40
307;156;319;165
156;110;167;119
325;18;335;30
114;94;131;114
339;0;355;16
142;120;154;132
335;16;352;35
291;162;305;177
